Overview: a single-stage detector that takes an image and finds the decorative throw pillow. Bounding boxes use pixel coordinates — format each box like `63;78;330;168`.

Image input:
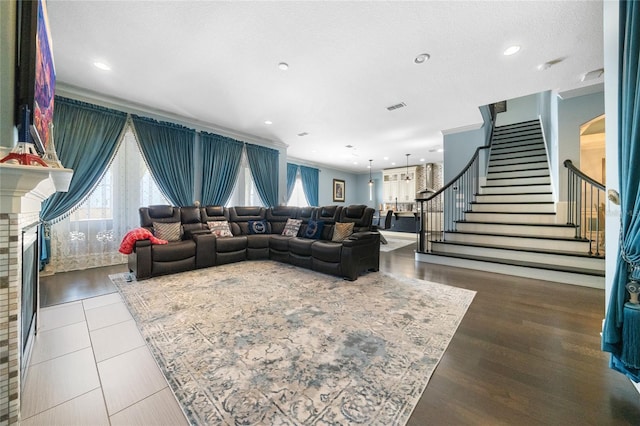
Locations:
207;220;233;238
282;218;303;237
332;222;354;242
153;222;182;242
248;219;268;235
303;220;325;239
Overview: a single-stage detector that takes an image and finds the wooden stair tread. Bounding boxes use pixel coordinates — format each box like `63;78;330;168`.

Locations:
426;251;605;277
445;230;589;242
431;239;600;257
456;220;574;228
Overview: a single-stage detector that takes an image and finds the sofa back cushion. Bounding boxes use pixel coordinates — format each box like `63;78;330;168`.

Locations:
181;206;206;233
266;206;298;234
339;204;374;232
201;205;227;220
316;205;342;224
228;206;266;235
139;205;181;229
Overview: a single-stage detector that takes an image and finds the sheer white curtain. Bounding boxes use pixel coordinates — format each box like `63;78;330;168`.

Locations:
287;172;310;207
225;149;262;207
46;125;169;273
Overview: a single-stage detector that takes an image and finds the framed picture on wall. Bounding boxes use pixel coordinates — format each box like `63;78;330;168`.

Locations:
333;179;345;202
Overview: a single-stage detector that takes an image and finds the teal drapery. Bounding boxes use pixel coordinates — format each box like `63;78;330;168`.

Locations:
246;143;279;207
602;0;640;382
40;97;127;266
200;132;244;206
131;115;195;207
300;165;319;206
286;163;298;201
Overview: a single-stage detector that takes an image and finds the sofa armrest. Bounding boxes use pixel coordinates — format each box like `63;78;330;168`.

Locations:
194;233;216;269
343;231;380;246
185;229;212;240
130;239;152;279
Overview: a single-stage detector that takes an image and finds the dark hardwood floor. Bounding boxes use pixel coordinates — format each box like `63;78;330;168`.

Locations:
40;246;640;425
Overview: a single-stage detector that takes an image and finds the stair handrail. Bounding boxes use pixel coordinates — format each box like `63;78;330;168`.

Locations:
415;110;497;253
563;159;606;255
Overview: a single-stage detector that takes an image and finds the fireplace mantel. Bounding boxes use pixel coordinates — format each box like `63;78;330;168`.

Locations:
0;163;73;214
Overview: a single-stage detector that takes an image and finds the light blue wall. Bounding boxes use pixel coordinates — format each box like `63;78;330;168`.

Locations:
317;166;360;206
495;94;538;126
442;127;486;182
557;91;605;201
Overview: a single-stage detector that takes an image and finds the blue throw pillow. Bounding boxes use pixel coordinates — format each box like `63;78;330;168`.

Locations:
248;219;268;234
303;220;325;239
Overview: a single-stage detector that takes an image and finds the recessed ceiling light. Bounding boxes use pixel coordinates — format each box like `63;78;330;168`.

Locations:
420;158;425;162
278;62;289;71
264;120;273;125
391;162;396;166
437;148;444;153
383;156;389;160
353;161;358;165
93;61;111;71
414;53;430;64
503;45;521;56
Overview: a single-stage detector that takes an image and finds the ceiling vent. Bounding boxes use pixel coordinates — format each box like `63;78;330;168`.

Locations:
386;102;407;111
297;132;309;137
581;68;604;82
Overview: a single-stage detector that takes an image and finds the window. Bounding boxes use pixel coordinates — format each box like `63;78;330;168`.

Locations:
287;175;309;207
226;151;263;207
48;125;169;273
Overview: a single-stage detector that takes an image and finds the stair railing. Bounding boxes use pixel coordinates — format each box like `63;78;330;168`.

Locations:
416;112;496;253
564;159;606;255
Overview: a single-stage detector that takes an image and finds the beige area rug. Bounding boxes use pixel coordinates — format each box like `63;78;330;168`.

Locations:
111;261;475;425
379;237;416;253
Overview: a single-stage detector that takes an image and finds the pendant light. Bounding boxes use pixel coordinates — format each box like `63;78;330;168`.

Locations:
405;154;411;183
368;159;374;201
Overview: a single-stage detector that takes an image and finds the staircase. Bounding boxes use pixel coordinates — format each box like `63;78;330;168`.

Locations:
417;119;605;288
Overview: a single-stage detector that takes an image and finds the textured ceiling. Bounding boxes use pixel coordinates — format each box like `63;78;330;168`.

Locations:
47;0;604;173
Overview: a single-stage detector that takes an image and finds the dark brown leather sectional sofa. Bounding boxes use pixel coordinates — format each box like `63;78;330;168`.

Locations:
128;204;380;281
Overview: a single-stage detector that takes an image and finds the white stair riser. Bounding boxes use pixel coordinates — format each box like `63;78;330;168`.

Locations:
475;193;553;203
431;243;605;270
493;144;544;152
486;176;550;186
445;232;590;252
456;222;575;237
491;149;546;161
471;203;555;213
487;169;549;179
488;161;548;173
464;212;557;224
480;184;552;194
416;253;605;288
490;154;548;166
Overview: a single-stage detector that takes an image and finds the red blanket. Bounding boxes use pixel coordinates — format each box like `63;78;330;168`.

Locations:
119;228;168;255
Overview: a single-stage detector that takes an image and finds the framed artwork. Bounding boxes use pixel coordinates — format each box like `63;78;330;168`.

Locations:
333;179;345;202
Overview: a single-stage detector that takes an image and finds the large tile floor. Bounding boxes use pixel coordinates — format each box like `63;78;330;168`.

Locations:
21;292;188;425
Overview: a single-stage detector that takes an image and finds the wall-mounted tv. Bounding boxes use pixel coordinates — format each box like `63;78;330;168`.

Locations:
15;0;56;153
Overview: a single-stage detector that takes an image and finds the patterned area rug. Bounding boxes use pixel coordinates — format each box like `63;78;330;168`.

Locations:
111;261;475;425
379;237;415;252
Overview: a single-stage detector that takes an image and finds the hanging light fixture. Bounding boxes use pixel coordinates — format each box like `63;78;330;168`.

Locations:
368;159;374;201
405;154;411;183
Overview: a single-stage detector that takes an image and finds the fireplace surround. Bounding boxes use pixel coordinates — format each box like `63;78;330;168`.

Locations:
0;162;72;424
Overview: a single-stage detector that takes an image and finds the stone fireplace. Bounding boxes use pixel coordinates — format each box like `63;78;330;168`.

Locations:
0;163;72;425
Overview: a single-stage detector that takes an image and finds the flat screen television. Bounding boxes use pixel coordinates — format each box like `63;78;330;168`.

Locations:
15;0;56;153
